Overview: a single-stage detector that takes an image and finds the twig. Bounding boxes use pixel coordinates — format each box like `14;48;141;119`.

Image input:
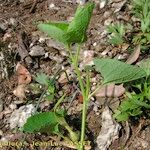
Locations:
29;0;38;13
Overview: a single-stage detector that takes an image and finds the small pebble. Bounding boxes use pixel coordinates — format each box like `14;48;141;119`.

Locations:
9;103;17;110
29;45;45;57
9;18;18;27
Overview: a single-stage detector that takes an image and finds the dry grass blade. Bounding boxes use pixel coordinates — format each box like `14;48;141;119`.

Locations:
126;45;140;64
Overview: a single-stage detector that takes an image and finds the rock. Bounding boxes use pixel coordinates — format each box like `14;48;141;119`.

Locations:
58;68;72;84
116;54;127;60
9;103;17;110
29;45;45;56
100;0;108;9
48;3;60;10
9;18;18;27
0;21;8;31
111;0;127;13
96;106;121;150
8;104;35;129
46;39;64;50
104;18;113;26
80;50;95;69
76;0;88;5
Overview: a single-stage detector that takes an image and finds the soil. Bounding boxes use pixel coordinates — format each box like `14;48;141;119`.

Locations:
0;0;150;150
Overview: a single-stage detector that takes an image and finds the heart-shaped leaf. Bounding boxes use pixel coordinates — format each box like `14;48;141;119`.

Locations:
94;58;147;84
23;112;62;133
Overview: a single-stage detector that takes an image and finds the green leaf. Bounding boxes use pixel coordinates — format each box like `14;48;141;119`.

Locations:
129;108;143;116
132;98;150;108
139;58;150;76
45;94;54;101
35;73;50;86
120;100;138;111
94;58;147;84
38;22;69;44
65;2;94;43
23;112;62;133
109;35;124;45
113;110;129;122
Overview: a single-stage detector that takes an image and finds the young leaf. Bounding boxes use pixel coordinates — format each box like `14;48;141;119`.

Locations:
65;2;94;43
113;110;129;122
35;73;50;86
94;58;147;84
38;22;69;44
23;112;62;133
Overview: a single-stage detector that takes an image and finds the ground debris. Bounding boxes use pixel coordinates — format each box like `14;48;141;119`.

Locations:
96;106;121;150
17;32;33;67
29;45;45;56
95;83;125;98
8;104;35;129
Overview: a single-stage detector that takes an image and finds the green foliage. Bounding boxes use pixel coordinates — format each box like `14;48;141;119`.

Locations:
107;23;125;45
35;73;50;86
35;73;55;101
23;112;62;133
114;83;150;122
38;22;69;44
139;58;150;76
132;0;150;45
132;0;150;33
38;2;94;45
64;2;94;44
94;58;147;84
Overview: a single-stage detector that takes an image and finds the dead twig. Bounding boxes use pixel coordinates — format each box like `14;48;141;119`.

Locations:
29;0;38;13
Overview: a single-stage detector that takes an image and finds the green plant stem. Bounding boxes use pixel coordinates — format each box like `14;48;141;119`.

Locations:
85;70;90;98
67;44;91;150
53;93;66;112
78;70;91;150
88;84;102;99
67;45;86;98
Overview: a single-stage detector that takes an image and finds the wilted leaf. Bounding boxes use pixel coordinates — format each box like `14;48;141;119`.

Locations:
94;58;147;84
16;63;31;85
13;63;31;99
95;83;125;98
13;84;26;99
126;45;140;64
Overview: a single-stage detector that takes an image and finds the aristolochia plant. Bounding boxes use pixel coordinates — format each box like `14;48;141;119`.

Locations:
23;2;149;150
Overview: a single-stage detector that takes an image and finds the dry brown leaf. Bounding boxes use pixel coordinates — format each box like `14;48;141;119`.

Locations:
126;45;140;64
13;84;26;99
16;63;31;84
13;63;31;99
95;83;125;98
